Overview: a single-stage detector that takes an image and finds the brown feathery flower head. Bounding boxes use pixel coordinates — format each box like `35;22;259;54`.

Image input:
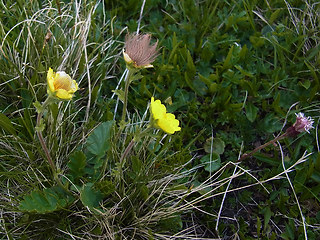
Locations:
286;112;314;137
123;33;158;68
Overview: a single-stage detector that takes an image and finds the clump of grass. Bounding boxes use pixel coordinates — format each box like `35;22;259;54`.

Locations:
0;0;120;238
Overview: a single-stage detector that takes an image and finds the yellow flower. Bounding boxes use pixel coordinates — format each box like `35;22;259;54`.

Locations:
47;68;78;100
150;97;181;134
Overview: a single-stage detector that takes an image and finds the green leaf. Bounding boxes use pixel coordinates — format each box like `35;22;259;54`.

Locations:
298;79;311;89
67;151;86;180
35;118;45;132
19;186;74;213
131;156;142;175
269;9;281;25
200;154;221;172
49;102;59;122
280;220;295;240
86;121;114;157
258;113;282;134
33;101;43;114
186;49;196;78
311;170;320;183
111;89;125;102
95;180;115;197
192;77;208;95
245;102;258;122
223;45;234;70
0;112;16;135
184;72;202;95
256;216;261;237
130;72;143;82
262;206;272;232
80;183;103;210
249;35;265;48
204;137;226;155
158;214;183;232
254;153;279;166
140;184;149;201
192;180;212;195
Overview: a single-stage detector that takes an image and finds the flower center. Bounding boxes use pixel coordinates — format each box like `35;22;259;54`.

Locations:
53;72;71;91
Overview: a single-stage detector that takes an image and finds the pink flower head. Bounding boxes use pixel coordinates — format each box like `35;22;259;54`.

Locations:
123;33;159;68
285;112;314;137
293;112;314;133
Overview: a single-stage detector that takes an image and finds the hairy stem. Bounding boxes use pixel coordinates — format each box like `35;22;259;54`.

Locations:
36;116;55;172
239;132;288;161
36;97;64;187
119;139;135;164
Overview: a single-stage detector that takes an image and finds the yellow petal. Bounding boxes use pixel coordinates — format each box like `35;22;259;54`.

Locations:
141;63;154;68
55;89;73;100
150;97;181;134
158;113;181;134
47;68;55;94
151;97;166;120
123;49;133;64
68;80;78;93
46;68;78;100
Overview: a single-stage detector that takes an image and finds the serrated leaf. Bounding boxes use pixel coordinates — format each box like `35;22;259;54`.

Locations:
80;183;103;210
33;101;43;114
112;89;125;102
35;118;45;132
19;186;74;213
86;121;114;157
130;72;143;81
68;151;86;180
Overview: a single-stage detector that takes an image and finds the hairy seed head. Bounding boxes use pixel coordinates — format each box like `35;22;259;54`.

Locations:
124;33;159;68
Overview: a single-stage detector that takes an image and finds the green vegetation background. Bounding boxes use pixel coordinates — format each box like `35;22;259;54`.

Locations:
0;0;320;239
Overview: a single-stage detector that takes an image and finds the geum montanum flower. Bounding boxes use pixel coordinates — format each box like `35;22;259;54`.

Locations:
286;112;314;137
123;33;158;68
150;97;181;134
47;68;78;100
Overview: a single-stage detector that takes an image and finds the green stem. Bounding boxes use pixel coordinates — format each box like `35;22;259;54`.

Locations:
121;68;134;122
239;132;288;161
36;97;64;187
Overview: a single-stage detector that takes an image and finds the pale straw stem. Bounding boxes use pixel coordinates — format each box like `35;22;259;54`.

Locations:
136;0;147;34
